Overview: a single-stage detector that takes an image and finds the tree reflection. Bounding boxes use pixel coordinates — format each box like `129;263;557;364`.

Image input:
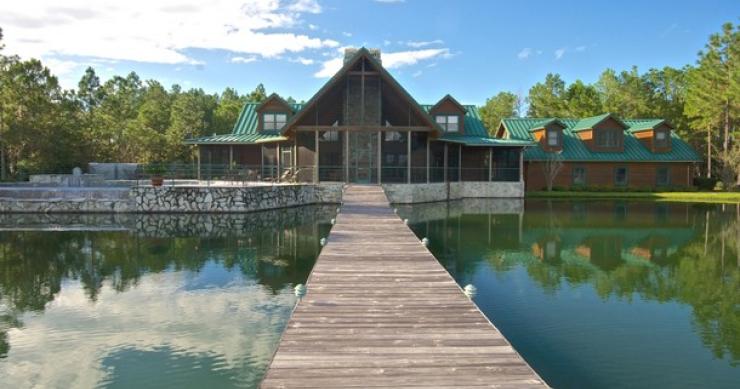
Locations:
407;199;740;365
0;206;333;358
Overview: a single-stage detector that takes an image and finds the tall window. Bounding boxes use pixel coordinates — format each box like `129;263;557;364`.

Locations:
614;167;628;186
656;167;670;186
547;129;560;147
596;129;621;148
435;115;459;132
654;130;669;148
263;113;287;130
572;166;586;186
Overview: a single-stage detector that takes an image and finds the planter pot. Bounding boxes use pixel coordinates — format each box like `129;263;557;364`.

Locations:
151;177;164;187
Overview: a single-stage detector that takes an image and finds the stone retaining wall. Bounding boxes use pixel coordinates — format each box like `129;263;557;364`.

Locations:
383;182;524;204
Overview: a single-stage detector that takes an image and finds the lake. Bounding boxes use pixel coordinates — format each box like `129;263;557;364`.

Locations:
1;199;738;388
399;199;740;389
0;207;334;388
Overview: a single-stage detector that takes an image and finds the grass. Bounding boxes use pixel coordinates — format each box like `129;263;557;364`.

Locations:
526;191;740;204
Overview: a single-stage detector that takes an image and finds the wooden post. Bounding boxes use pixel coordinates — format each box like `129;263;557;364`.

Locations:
276;143;281;183
458;144;462;181
345;130;350;183
489;148;493;181
443;143;448;183
196;148;201;180
377;131;382;184
407;131;412;184
315;130;319;183
519;148;524;183
426;137;430;183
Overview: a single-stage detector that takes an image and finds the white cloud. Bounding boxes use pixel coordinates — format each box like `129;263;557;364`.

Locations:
342;32;353;37
575;45;586;52
0;0;338;67
231;56;258;64
307;23;319;30
383;39;392;46
290;56;315;65
314;47;451;78
412;70;422;78
374;0;405;3
404;39;444;48
555;48;566;60
517;48;532;60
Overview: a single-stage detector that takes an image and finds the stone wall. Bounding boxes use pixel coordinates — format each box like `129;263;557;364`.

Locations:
383;182;524;204
0;184;343;213
133;184;343;213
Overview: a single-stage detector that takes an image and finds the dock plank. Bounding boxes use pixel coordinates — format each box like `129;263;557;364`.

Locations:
261;185;547;388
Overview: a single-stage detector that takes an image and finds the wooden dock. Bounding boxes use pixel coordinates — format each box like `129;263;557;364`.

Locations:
261;185;547;388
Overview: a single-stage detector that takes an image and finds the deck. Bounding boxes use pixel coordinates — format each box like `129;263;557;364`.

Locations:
261;185;547;388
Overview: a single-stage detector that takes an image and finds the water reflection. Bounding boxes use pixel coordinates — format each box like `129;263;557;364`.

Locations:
0;206;334;388
401;199;740;388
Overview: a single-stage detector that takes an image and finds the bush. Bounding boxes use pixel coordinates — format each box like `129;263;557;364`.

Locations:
693;177;718;191
145;163;167;176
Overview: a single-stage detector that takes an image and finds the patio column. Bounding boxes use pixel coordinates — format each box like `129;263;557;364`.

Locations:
407;131;411;184
276;143;280;183
196;148;201;180
426;137;430;183
443;143;448;183
345;130;349;182
314;130;319;183
489;148;493;182
519;148;524;183
458;144;462;181
377;130;382;184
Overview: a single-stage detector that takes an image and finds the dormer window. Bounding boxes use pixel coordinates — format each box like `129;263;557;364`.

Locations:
654;129;670;148
595;129;621;148
263;113;287;130
435;115;459;132
547;128;561;147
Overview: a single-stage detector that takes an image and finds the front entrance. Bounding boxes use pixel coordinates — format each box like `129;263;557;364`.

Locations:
349;132;378;183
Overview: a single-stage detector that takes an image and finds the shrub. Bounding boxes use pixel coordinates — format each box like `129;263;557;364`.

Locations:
693;177;718;191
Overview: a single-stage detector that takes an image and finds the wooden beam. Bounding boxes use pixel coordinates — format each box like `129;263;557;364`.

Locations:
295;125;431;132
347;70;380;76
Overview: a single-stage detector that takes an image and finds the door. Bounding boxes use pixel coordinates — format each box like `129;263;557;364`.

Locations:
349;132;378;183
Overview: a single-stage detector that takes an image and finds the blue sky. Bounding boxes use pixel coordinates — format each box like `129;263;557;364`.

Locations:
1;0;738;105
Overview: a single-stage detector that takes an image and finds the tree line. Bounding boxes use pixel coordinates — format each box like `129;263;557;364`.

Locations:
0;27;287;179
480;22;738;181
0;23;737;181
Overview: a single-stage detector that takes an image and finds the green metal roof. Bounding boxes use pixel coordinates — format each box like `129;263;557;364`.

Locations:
187;102;532;147
626;119;667;133
502;117;701;162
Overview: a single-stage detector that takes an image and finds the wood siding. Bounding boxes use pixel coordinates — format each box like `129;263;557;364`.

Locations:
525;161;693;190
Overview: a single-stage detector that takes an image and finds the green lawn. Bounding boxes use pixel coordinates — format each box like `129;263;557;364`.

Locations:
526;191;740;204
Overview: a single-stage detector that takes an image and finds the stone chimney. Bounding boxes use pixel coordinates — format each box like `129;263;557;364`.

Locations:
343;48;381;64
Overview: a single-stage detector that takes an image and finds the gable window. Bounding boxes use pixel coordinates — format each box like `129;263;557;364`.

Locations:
319;130;339;142
547;129;561;147
435;115;459;132
614;167;628;186
656;167;670;186
595;129;621;148
654;130;670;148
572;167;586;186
263;113;287;130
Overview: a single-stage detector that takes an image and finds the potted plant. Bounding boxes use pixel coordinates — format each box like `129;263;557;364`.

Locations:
146;163;167;187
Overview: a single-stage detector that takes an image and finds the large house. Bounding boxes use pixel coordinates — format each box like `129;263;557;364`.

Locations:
186;47;701;194
497;114;701;190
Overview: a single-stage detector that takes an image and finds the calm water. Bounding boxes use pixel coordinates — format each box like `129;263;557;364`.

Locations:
400;199;740;389
0;207;334;388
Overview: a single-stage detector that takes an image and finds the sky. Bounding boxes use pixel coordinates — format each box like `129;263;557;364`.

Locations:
0;0;738;105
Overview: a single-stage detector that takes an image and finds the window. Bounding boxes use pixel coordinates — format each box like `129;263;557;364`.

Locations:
263;113;287;130
656;167;670;186
572;167;586;186
547;129;560;147
614;167;628;186
654;130;669;148
384;131;403;141
435;115;459;132
596;129;621;148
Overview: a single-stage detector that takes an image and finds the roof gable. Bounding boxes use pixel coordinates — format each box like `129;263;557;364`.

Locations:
571;113;629;132
256;93;294;113
429;94;466;114
627;119;672;133
281;47;441;135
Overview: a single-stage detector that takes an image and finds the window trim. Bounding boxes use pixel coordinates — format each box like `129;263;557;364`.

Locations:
572;166;586;186
656;166;671;186
546;128;561;147
614;166;628;186
435;114;460;133
654;129;670;148
595;128;622;148
262;112;288;131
